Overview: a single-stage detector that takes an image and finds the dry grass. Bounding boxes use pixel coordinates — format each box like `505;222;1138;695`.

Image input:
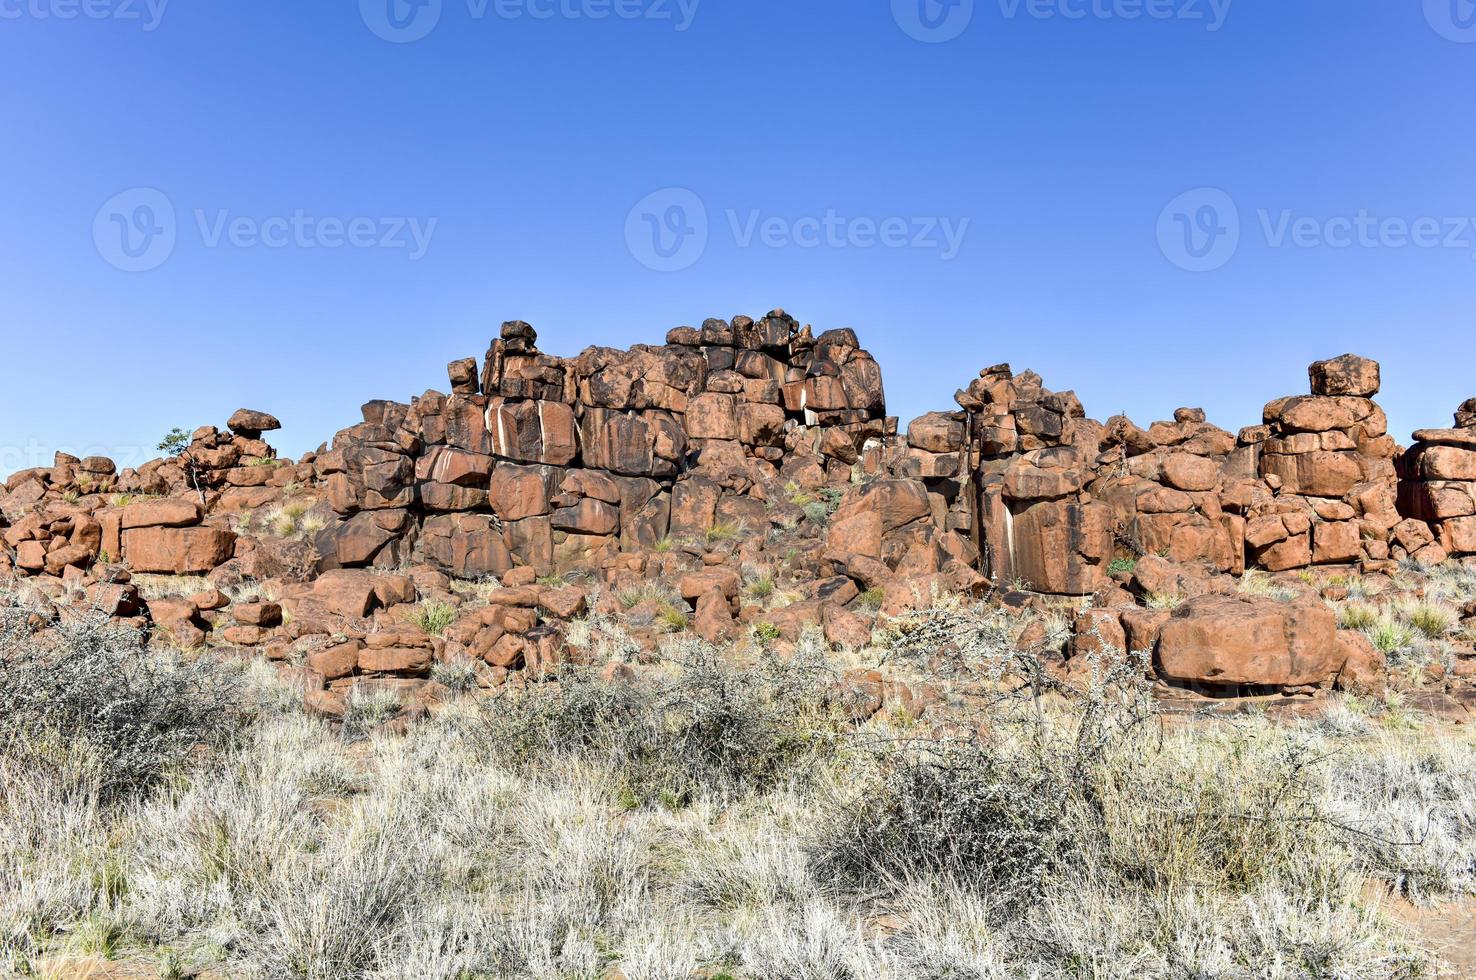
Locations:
1320;564;1469;681
404;600;457;636
1;598;1473;978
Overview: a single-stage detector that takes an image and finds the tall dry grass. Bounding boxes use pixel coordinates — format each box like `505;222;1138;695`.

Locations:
0;594;1471;978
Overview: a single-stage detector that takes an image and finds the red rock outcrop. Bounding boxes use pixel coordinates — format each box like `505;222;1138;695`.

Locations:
3;312;1473;703
1398;400;1476;560
1236;355;1401;572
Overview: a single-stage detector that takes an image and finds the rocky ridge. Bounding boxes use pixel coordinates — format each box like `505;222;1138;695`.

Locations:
4;311;1475;721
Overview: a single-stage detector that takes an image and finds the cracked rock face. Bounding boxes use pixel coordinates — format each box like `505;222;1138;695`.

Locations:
0;312;1467;698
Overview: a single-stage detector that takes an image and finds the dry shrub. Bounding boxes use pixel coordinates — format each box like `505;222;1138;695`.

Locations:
479;639;842;806
810;736;1077;902
0;608;240;803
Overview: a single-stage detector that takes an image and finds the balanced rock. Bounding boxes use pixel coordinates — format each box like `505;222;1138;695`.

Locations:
1308;354;1381;398
227;409;282;438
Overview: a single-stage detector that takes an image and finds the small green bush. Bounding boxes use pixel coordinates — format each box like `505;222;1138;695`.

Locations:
407;601;457;637
1399;601;1456;640
705;521;743;544
1337;602;1380;631
657;606;690;634
745;573;776;600
1366;619;1415;655
751;622;782;646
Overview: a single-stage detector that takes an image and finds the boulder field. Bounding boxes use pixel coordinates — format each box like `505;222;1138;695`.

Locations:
4;310;1475;711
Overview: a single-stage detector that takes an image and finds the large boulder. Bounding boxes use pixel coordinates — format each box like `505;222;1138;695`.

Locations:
1308;354;1380;398
123;526;236;575
1155;594;1344;688
118;498;203;529
420;514;512;579
227;408;282;438
315;511;403;569
833;479;930;535
486;398;578;465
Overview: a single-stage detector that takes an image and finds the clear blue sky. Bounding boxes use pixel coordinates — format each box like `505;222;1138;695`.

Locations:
3;0;1473;472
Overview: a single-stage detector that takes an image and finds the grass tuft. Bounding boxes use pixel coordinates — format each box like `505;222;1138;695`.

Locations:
406;601;457;637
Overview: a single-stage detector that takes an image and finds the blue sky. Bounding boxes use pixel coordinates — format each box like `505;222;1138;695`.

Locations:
2;0;1474;471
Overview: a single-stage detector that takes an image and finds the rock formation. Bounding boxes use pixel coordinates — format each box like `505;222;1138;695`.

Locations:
1399;398;1476;561
2;310;1473;709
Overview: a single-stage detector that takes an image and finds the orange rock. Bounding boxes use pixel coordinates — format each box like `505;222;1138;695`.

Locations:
693;589;735;644
1156;594;1339;688
118;498;202;530
537;586;588;620
359;647;433;675
308;641;362;680
122;526;236;575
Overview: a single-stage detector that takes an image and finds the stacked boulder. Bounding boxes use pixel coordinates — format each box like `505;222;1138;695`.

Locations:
311;311;893;581
1237;355;1401;571
821;475;985;618
1153;592;1381;696
8;314;1476;708
897;365;1111;595
1091;407;1256;580
315;401;421;572
2;494;108;582
127;412;299;498
1398;398;1476;560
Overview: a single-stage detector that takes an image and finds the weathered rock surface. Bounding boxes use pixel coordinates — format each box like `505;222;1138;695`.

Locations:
4;312;1473;704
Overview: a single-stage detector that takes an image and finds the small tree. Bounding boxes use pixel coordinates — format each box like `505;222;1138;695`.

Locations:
158;427;206;505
